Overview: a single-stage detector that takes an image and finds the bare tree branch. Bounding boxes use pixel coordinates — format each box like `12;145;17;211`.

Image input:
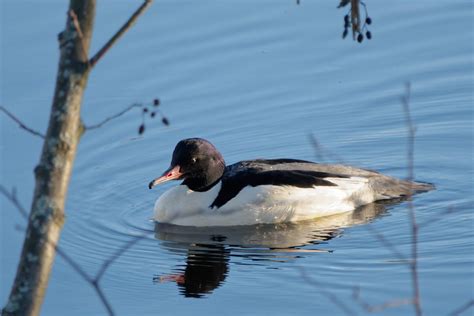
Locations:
95;235;144;282
448;299;474;316
89;0;153;67
0;186;29;219
3;1;155;313
350;0;361;40
1;186;147;316
401;82;422;316
84;103;142;130
418;206;455;230
3;2;153;311
90;284;114;316
0;106;45;139
299;267;358;316
352;286;414;313
53;244;94;284
364;224;406;261
308;133;345;163
68;9;90;65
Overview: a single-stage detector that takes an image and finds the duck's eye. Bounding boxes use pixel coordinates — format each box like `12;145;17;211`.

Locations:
191;157;197;164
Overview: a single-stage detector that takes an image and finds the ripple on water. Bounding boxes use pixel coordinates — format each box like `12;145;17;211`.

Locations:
45;0;474;314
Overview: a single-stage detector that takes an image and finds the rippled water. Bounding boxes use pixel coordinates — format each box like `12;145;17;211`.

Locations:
1;1;473;315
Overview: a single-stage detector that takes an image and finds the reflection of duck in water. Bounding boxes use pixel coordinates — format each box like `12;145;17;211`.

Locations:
154;202;392;298
156;244;229;298
148;138;433;226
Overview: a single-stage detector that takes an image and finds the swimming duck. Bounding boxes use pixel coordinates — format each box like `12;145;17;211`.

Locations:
148;138;433;226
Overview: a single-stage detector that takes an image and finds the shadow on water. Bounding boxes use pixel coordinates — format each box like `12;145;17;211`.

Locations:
153;200;403;298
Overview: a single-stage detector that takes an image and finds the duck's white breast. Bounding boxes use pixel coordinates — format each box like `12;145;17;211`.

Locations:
153;177;377;226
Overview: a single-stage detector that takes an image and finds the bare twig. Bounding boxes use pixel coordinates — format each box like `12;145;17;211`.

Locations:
299;267;358;316
418;206;455;230
308;133;345;163
365;224;406;261
0;106;45;139
309;134;325;161
68;10;90;65
89;0;153;67
350;0;361;39
0;186;29;219
45;237;116;315
85;103;142;130
1;186;146;316
95;235;144;282
448;299;474;316
401;82;422;316
91;284;114;316
352;286;414;313
53;244;94;284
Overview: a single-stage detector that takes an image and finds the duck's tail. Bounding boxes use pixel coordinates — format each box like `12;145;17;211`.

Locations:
371;176;435;200
409;180;436;193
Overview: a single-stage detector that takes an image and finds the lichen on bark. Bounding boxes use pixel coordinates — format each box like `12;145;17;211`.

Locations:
2;1;96;315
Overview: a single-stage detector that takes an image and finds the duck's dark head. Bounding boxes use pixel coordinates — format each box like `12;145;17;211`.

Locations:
148;138;226;191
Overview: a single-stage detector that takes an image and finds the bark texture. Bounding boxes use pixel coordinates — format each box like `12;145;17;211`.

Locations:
2;1;96;315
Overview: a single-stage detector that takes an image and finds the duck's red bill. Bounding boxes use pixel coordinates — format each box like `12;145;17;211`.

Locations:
148;165;183;189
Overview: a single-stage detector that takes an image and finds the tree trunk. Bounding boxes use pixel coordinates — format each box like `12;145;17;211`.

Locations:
2;1;96;315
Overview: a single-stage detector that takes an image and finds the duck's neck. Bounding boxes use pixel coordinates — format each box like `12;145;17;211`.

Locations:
182;161;225;192
182;176;222;192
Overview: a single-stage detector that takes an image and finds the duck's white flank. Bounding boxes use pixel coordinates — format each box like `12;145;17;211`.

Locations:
153;176;381;226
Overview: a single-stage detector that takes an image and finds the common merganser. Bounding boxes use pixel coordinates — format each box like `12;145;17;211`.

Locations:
148;138;434;226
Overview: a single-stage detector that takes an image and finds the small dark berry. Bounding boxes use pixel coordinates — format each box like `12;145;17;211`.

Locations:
357;33;364;43
153;99;160;106
138;124;145;135
143;108;148;113
342;29;348;39
162;117;170;126
150;112;156;118
344;21;349;28
366;31;372;40
344;14;349;24
366;17;372;25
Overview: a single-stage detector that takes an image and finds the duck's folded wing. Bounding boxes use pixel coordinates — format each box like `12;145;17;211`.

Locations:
210;169;345;208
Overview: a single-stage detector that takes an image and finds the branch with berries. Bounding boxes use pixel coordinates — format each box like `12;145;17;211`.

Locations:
339;0;373;43
85;98;170;135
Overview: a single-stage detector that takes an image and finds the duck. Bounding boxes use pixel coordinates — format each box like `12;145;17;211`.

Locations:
148;138;434;227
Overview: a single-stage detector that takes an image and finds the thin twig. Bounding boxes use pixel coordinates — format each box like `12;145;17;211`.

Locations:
402;82;422;316
350;0;361;39
0;186;29;219
365;224;406;261
448;299;474;316
0;106;45;139
95;235;144;282
418;206;455;230
89;0;153;67
299;267;358;316
68;10;90;65
1;186;148;316
84;103;142;130
54;243;94;284
49;240;115;315
309;134;325;162
91;283;114;316
309;133;345;163
352;286;414;313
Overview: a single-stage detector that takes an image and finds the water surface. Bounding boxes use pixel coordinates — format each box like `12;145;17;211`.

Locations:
1;1;473;315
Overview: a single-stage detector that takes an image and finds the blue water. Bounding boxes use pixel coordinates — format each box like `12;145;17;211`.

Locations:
1;1;473;315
